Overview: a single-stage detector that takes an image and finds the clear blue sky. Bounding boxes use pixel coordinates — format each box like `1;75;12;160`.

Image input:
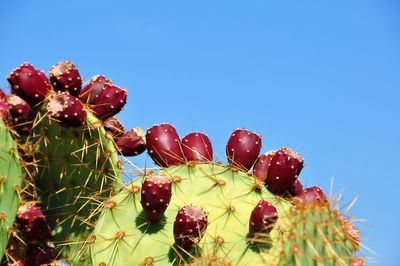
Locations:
1;1;399;265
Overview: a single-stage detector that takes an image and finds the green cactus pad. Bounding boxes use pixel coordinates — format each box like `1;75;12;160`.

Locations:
276;204;355;266
0;121;23;259
30;110;122;262
89;163;293;265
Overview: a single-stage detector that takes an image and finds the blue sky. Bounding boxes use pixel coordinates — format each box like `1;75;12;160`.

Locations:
1;1;399;265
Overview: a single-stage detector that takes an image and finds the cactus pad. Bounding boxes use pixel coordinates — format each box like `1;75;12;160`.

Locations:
0;121;23;259
89;163;292;265
30;109;122;261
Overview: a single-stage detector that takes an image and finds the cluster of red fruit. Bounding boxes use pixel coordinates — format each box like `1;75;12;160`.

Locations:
0;61;146;157
143;123;326;202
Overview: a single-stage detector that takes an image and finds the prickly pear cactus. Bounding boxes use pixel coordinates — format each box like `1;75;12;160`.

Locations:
1;61;143;265
276;202;354;266
0;120;23;259
0;61;363;265
90;163;292;265
86;125;361;265
31;110;122;260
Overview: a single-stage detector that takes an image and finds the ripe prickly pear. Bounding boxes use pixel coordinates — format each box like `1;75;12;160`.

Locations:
79;75;111;104
49;61;82;97
287;179;303;196
24;245;56;266
181;132;213;162
173;205;208;251
146;123;184;166
103;117;125;138
248;199;278;239
226;128;262;170
264;147;304;194
253;150;276;182
140;175;172;222
16;203;51;242
295;186;327;205
7;63;51;106
6;95;33;125
47;91;85;127
89;83;127;120
116;128;146;156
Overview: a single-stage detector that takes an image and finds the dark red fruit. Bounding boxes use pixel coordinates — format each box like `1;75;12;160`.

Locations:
0;101;9;121
47;91;85;127
248;199;278;238
116;128;146;156
253;151;276;182
146;124;184;167
103;117;125;138
89;83;127;120
0;87;6;100
264;147;304;194
6;94;33;125
25;245;56;266
181;132;213;162
79;75;111;104
49;61;82;97
16;203;51;242
140;175;172;222
287;180;303;197
173;205;208;250
7;63;52;107
226;129;262;170
295;186;328;205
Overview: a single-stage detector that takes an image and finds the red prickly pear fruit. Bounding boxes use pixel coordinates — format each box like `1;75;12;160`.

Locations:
116;128;146;156
6;94;33;125
248;199;278;239
253;151;276;182
264;147;304;194
90;83;127;120
0;101;9;121
0;87;6;100
287;179;303;197
49;61;82;97
47;91;85;128
295;186;328;205
181;132;213;162
226;128;262;170
103;117;125;138
140;175;172;222
352;258;364;266
146;124;184;167
16;203;51;242
6;234;27;262
24;245;56;266
173;205;208;251
7;63;52;107
79;75;111;104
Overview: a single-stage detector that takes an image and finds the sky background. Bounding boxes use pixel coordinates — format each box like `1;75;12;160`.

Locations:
1;1;399;265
